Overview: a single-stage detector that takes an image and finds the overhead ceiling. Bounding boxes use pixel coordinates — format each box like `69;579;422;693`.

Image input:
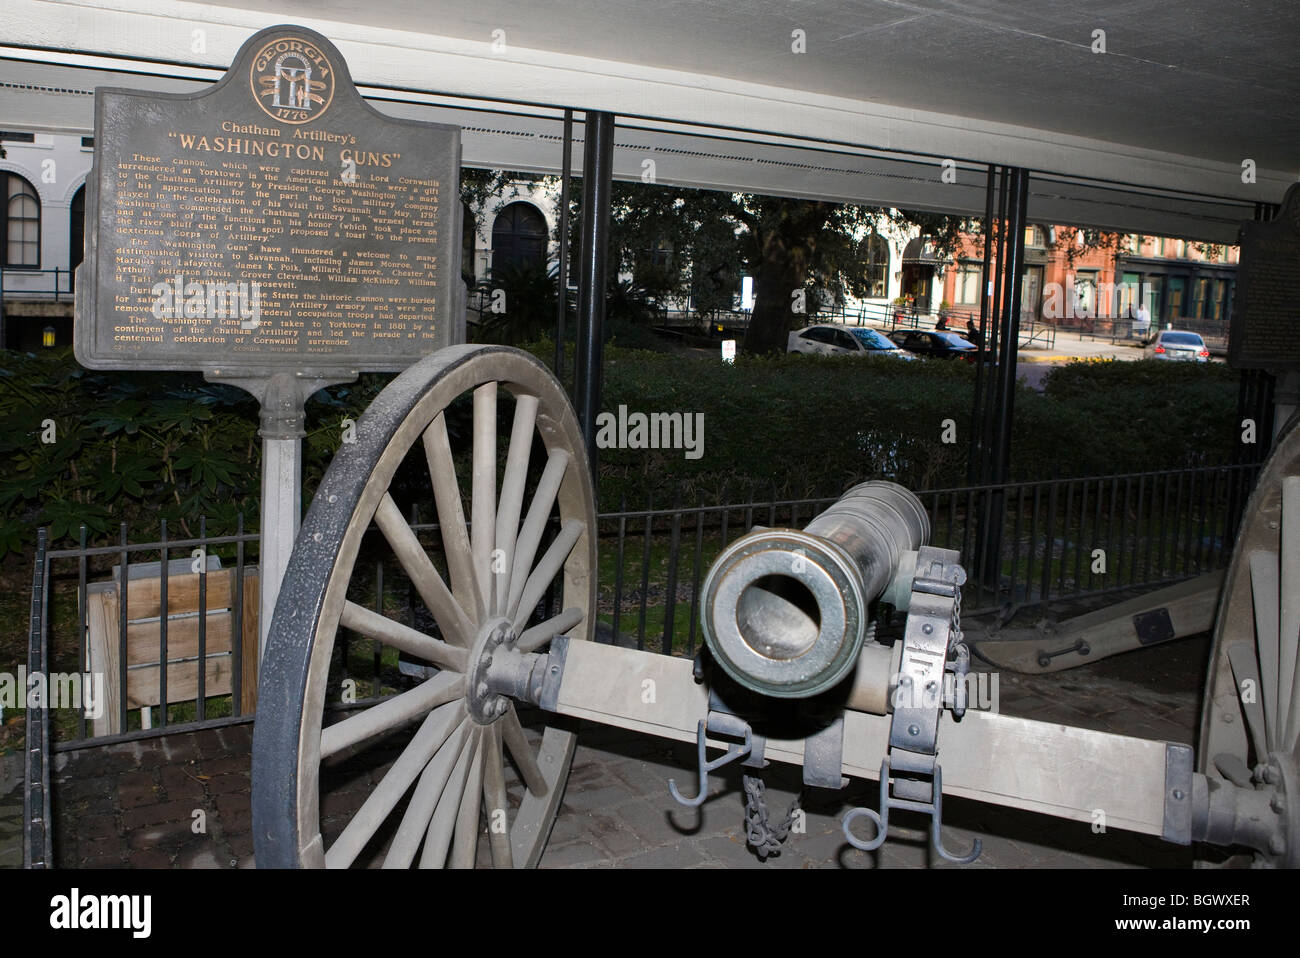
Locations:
189;0;1300;172
2;0;1295;242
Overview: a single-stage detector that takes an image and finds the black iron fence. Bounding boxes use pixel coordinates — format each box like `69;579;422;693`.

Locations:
29;518;260;750
26;462;1257;749
1075;315;1228;350
592;461;1257;656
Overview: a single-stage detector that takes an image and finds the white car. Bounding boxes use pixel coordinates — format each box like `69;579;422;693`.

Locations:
787;324;915;359
1145;330;1210;362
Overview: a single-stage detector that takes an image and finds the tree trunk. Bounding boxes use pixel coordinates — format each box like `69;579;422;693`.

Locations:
742;200;830;355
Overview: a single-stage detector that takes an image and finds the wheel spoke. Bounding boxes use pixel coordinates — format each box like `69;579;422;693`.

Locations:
482;726;514;868
1279;477;1300;746
449;728;486;868
500;704;548;797
419;729;476;868
1214;752;1254;788
517;606;585;654
324;701;465;868
341;601;467;672
493;395;539;615
382;720;472;869
1249;549;1280;748
506;448;570;614
374;492;474;648
423;412;484;620
471;382;498;617
510;519;584;632
1227;643;1269;760
321;671;464;760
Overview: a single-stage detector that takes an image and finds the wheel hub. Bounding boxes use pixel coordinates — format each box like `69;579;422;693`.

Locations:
467;618;515;725
1257;750;1299;868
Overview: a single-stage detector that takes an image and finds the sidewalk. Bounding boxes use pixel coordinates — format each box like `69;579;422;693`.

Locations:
45;631;1204;869
1015;327;1146;364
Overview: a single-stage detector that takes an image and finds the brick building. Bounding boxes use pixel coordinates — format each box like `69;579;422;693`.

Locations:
940;224;1239;331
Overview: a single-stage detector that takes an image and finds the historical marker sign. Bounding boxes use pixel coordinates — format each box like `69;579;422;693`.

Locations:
73;24;465;656
75;24;463;372
1228;182;1300;370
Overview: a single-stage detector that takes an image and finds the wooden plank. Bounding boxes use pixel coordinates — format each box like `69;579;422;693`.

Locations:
119;569;240;620
970;570;1224;673
124;614;233;666
85;590;121;737
126;654;233;708
83;566;261;725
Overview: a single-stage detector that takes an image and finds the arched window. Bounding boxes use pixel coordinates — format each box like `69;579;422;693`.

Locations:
863;233;889;298
70;183;86;287
3;173;40;268
490;202;547;275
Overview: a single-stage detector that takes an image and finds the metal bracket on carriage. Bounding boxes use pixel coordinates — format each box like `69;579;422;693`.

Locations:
842;544;982;863
668;689;767;808
473;629;575;718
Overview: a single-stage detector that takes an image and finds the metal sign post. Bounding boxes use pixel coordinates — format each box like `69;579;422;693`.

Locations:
208;369;355;652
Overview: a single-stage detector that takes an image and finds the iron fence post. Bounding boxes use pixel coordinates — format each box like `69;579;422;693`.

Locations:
574;110;616;471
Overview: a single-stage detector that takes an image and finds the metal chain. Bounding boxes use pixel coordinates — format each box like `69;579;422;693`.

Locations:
742;773;802;860
949;577;963;648
948;579;970;718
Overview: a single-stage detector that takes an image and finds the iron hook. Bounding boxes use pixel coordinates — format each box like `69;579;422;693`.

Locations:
668;719;752;807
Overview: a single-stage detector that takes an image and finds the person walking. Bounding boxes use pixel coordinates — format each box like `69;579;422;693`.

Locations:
965;318;983;349
1134;301;1152;341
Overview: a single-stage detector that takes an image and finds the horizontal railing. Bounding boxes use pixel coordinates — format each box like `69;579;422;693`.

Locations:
1075;314;1228;349
1;267;75;302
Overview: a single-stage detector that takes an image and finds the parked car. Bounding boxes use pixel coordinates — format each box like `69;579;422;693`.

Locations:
1145;330;1210;362
887;329;980;361
787;324;916;359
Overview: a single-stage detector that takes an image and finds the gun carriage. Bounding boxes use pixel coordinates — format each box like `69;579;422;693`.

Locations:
250;344;1299;869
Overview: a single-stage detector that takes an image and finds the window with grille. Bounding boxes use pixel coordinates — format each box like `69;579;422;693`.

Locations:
3;173;40;268
955;262;982;305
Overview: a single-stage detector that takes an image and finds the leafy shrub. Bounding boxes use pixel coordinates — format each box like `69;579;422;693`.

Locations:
1033;359;1238;472
0;346;1240;555
471;260;559;345
0;348;392;556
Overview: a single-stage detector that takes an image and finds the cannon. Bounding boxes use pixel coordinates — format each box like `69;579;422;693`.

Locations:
252;344;1299;868
699;480;929;700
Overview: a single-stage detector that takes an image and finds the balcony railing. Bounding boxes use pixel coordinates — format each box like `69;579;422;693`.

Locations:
0;267;75;303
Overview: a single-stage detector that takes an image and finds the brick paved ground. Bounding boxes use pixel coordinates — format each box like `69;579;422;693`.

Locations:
33;625;1206;870
0;752;22;868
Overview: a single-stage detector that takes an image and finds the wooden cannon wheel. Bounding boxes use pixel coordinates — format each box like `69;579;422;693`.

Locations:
1198;414;1300;868
252;345;596;868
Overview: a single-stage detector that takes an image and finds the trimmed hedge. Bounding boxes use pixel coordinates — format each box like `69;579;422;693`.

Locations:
0;346;1241;552
584;350;1240;509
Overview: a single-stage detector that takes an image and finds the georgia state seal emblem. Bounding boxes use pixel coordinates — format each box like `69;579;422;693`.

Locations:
249;36;335;124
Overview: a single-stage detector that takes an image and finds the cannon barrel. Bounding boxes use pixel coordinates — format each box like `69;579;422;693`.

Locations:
700;481;929;698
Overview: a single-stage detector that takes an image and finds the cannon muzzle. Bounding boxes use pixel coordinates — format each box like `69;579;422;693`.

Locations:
700;481;929;698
